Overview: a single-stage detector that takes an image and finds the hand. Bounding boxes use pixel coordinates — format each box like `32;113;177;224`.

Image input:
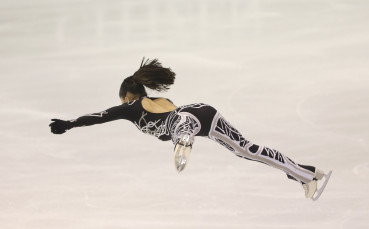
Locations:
49;119;73;134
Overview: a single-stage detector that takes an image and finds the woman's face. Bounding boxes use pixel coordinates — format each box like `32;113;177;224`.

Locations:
120;96;126;104
120;93;134;104
120;92;140;104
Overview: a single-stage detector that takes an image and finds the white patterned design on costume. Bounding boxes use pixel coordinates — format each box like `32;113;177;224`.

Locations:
134;111;169;138
133;103;206;141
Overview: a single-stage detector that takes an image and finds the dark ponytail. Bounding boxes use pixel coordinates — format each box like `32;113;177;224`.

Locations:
119;57;176;98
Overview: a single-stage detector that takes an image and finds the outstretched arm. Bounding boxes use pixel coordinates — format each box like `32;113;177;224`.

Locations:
49;103;133;134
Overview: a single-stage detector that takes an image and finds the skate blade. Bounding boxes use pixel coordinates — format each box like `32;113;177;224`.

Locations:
174;135;192;173
174;145;191;172
311;170;332;201
175;154;187;172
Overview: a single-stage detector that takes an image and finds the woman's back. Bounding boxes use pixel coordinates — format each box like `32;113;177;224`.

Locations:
141;97;177;113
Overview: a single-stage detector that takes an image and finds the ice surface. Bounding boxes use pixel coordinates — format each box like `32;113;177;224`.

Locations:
1;0;368;228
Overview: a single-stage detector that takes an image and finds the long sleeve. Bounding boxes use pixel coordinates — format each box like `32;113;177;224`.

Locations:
69;103;134;128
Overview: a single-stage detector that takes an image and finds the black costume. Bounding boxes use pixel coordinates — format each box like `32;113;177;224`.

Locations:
56;97;316;184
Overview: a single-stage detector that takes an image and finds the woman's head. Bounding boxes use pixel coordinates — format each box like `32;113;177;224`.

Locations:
119;58;176;102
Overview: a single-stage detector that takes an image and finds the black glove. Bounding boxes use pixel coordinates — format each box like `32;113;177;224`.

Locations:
49;119;73;134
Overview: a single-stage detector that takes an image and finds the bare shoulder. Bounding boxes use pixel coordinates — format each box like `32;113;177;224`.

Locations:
142;97;177;113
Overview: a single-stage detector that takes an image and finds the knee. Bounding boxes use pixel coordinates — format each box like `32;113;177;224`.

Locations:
247;143;261;154
238;142;262;159
232;142;262;161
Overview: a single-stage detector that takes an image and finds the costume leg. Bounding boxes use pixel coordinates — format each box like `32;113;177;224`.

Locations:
208;112;316;184
170;111;201;147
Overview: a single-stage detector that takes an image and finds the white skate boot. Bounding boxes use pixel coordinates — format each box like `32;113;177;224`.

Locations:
174;134;193;173
302;169;332;201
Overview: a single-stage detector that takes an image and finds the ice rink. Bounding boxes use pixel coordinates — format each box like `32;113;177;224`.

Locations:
1;0;368;228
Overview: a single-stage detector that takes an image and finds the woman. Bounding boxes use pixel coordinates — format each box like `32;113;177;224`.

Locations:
49;58;331;200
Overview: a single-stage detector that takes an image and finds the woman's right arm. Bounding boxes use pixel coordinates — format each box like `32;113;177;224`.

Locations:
49;103;134;134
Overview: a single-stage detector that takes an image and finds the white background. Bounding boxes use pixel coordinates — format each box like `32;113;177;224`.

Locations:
1;0;368;228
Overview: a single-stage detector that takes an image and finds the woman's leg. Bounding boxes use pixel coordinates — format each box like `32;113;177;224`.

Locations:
168;106;330;199
208;112;316;184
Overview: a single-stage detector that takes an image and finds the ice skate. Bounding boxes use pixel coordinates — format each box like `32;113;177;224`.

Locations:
302;169;332;201
174;134;192;173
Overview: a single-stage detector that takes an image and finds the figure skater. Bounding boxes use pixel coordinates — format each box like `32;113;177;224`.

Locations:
49;58;331;200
